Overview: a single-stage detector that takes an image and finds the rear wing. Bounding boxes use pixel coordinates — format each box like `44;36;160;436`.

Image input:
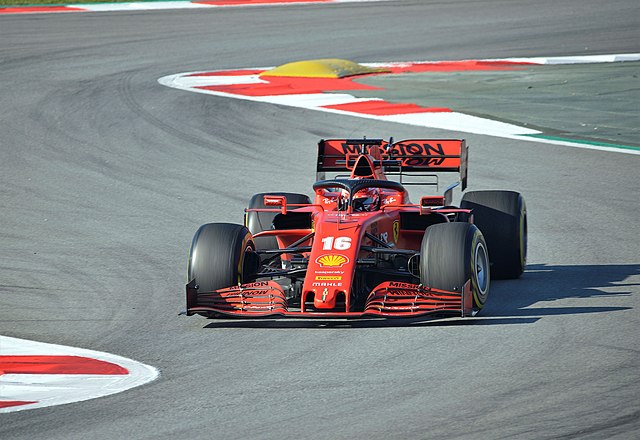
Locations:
316;138;468;190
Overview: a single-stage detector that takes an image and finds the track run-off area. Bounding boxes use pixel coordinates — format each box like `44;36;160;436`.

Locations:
1;0;639;438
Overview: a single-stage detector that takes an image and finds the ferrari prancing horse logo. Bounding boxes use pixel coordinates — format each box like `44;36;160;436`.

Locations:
393;220;400;242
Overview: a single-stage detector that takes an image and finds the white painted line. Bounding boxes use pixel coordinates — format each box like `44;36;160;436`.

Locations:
379;112;541;136
174;75;265;87
79;2;208;11
0;0;398;15
499;53;640;64
75;0;394;13
257;93;383;108
363;53;640;67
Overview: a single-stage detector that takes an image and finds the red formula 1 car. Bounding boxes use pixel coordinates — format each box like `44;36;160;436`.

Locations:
185;138;527;319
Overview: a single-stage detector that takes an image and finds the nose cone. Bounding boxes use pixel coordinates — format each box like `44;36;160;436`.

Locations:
313;286;341;309
304;215;359;311
307;253;350;310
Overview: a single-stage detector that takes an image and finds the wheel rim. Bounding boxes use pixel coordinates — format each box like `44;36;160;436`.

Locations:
236;237;255;285
475;242;489;294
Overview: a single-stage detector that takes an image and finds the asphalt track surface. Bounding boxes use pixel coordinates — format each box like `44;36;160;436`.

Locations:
1;1;639;438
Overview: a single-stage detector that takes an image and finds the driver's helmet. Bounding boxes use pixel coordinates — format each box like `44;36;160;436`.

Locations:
352;188;380;212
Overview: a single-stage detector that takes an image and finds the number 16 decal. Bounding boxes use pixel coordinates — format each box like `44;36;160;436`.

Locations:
321;236;352;250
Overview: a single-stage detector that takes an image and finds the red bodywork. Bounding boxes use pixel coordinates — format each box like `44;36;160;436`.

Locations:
187;138;475;318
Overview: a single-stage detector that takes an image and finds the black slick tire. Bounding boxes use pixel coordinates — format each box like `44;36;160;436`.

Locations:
460;190;527;279
420;222;490;312
187;223;257;293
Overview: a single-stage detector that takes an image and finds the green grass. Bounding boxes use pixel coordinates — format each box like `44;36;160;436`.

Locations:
1;0;169;5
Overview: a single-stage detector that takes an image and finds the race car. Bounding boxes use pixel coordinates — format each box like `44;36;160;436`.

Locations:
185;138;526;319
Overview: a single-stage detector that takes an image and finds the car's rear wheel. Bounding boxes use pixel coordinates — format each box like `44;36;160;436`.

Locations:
245;192;311;251
420;222;490;312
187;223;258;293
460;190;527;279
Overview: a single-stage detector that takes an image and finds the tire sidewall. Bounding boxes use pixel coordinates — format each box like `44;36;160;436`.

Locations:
188;223;255;292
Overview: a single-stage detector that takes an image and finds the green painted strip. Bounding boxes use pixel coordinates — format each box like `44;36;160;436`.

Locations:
523;134;640;152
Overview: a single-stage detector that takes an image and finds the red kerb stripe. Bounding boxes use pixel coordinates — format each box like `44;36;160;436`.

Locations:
0;6;84;13
0;401;37;409
0;355;128;375
323;100;452;115
386;60;532;73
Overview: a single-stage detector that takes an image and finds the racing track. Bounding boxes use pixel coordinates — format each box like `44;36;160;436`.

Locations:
1;0;639;438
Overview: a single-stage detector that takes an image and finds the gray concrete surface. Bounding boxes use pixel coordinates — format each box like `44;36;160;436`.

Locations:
1;1;639;439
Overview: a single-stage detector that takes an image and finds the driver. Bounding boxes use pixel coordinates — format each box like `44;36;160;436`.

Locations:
351;188;381;212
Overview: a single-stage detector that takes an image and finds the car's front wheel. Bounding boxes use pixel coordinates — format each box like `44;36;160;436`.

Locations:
420;222;490;312
187;223;258;293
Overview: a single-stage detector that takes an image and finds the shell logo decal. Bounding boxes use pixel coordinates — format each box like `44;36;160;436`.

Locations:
316;254;349;267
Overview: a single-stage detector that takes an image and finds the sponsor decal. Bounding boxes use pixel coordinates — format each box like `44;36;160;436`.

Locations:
312;282;343;287
314;270;345;275
321;288;329;301
388;281;419;289
393;220;400;242
316;254;349;267
340;141;447;166
315;276;342;281
228;281;269;290
388;142;447;166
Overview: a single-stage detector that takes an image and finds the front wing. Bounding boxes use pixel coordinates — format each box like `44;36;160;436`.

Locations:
186;280;474;318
